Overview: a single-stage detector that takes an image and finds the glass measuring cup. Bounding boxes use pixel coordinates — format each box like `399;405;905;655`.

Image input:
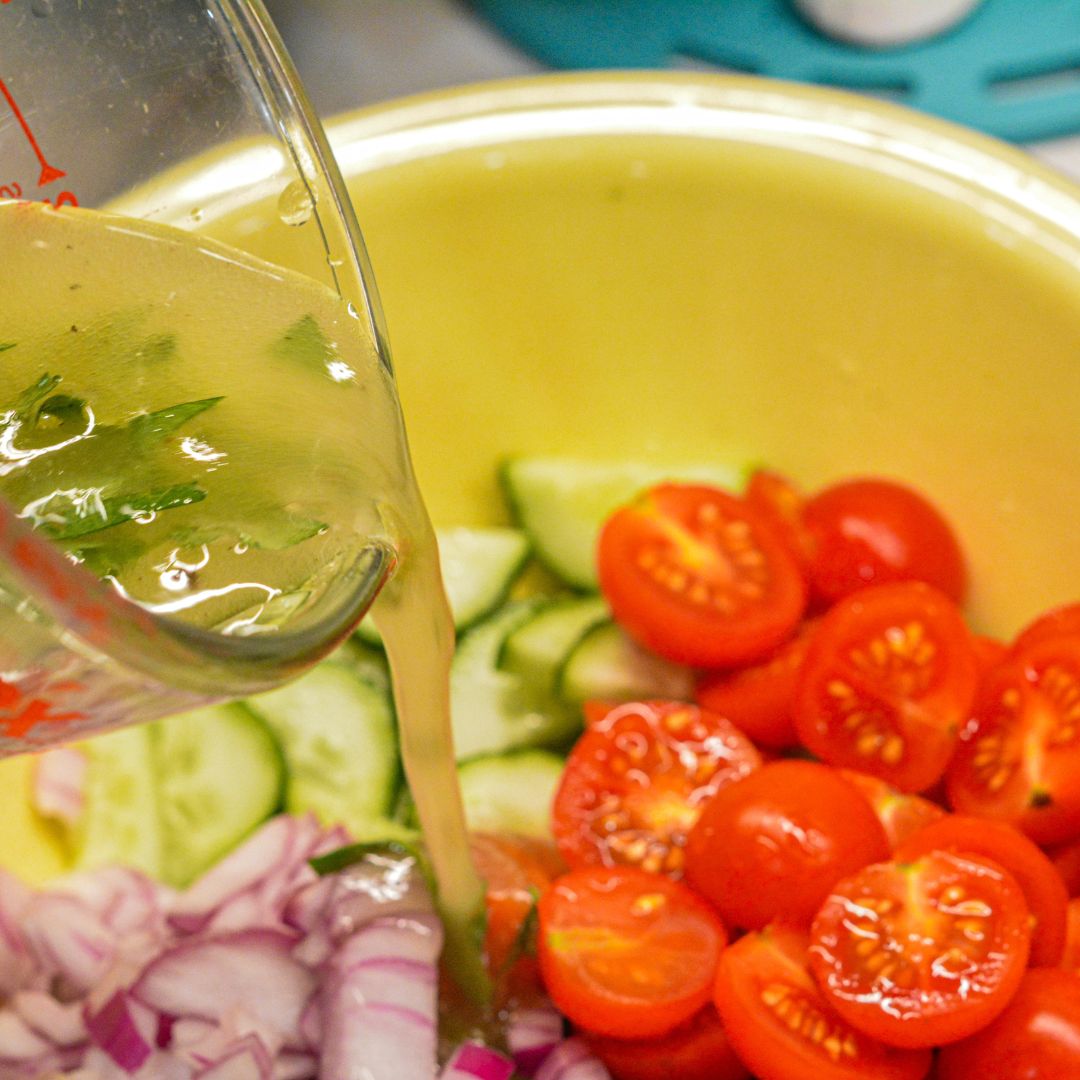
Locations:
0;0;402;751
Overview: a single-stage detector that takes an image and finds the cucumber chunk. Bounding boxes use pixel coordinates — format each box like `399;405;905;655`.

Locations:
499;456;748;589
153;703;284;887
451;601;581;760
458;750;565;840
71;724;163;878
356;526;531;646
246;662;400;836
498;595;610;695
558;620;696;704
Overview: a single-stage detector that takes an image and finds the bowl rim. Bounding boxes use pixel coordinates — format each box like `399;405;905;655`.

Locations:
326;71;1080;274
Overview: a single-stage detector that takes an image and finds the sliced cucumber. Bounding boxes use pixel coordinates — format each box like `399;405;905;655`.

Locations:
356;526;531;646
71;724;163;878
458;750;564;840
451;601;581;760
557;620;695;704
499;456;748;589
498;595;610;695
246;662;400;836
152;703;284;887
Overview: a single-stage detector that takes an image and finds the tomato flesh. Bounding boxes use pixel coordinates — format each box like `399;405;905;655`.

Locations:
837;769;946;851
552;700;761;877
745;468;814;574
894;815;1068;968
1012;602;1080;655
584;1005;749;1080
793;582;978;792
714;924;932;1080
809;851;1032;1048
537;865;727;1039
801;477;967;607
947;635;1080;846
694;620;817;750
597;483;808;668
936;969;1080;1080
685;759;889;930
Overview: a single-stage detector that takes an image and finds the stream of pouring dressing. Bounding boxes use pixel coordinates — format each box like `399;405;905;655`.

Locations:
0;201;487;992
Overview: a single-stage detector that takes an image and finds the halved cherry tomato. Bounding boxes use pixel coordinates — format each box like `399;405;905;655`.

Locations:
694;620;818;749
537;865;727;1039
809;851;1032;1048
584;1005;749;1080
837;769;946;851
971;635;1009;677
793;582;978;792
801;477;967;607
684;760;889;930
470;833;562;1005
1050;839;1080;897
894;815;1068;968
1063;898;1080;971
1012;601;1080;654
947;635;1080;846
552;700;761;877
714;924;932;1080
745;468;814;573
597;483;808;668
936;969;1080;1080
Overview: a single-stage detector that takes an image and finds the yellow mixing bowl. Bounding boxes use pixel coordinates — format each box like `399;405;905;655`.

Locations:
317;73;1079;640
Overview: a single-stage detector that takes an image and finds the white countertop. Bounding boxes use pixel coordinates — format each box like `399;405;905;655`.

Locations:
263;0;1080;183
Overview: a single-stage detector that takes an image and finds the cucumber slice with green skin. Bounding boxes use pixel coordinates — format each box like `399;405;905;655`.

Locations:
499;456;749;590
246;662;400;837
153;703;284;887
498;595;610;696
557;620;696;704
451;600;581;761
458;750;565;840
356;526;531;646
71;724;163;878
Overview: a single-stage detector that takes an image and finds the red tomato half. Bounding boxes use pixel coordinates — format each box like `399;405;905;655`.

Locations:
937;969;1080;1080
714;924;932;1080
837;769;946;851
947;635;1080;846
793;582;978;792
685;760;889;930
552;700;761;877
1063;898;1080;971
1051;839;1080;898
801;477;967;607
584;1005;749;1080
537;865;726;1039
695;620;817;749
894;815;1068;968
745;468;814;573
597;484;808;668
810;852;1032;1048
1012;601;1080;654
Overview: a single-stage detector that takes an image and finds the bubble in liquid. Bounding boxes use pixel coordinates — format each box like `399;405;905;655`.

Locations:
278;180;315;227
30;0;53;16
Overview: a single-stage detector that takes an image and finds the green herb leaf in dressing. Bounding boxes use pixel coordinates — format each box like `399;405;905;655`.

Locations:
126;396;223;445
272;314;339;371
0;342;16;353
136;333;177;365
33;482;207;541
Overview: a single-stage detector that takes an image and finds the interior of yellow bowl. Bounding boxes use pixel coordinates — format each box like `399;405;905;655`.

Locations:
306;73;1080;639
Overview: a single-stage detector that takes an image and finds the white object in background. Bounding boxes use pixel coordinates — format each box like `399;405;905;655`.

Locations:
792;0;984;47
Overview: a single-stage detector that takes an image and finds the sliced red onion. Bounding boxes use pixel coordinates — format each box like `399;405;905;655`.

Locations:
319;913;442;1080
507;1003;565;1076
0;1009;54;1061
12;990;87;1047
274;1049;317;1079
83;990;154;1072
440;1041;515;1080
192;1033;274;1079
535;1037;612;1080
0;870;37;996
32;746;88;825
132;930;316;1048
22;892;117;994
58;866;172;939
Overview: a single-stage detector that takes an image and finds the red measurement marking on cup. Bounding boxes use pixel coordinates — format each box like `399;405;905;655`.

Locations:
0;679;84;739
0;76;68;188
